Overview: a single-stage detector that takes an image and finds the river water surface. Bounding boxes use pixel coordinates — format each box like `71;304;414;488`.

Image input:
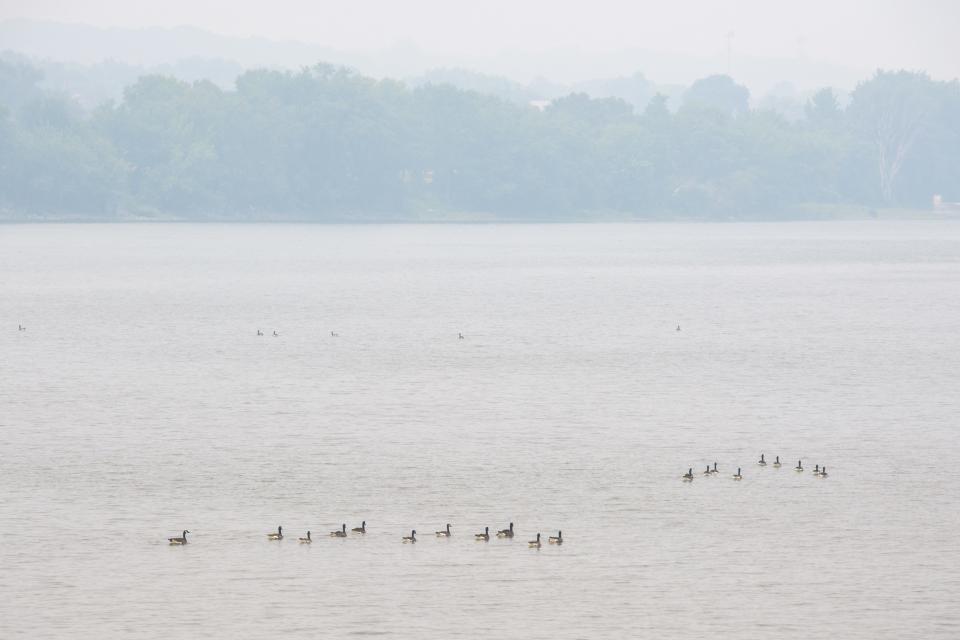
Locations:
1;222;958;638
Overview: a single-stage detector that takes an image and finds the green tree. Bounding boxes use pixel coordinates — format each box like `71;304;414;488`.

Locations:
683;75;750;117
805;87;841;127
848;71;942;203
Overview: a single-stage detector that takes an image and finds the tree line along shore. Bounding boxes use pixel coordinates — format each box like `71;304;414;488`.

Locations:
1;59;958;221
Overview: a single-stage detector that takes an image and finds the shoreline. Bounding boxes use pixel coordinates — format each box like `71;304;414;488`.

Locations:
1;208;957;224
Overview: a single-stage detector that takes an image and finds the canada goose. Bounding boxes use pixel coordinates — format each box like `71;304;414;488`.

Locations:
758;453;767;466
819;466;828;478
733;467;743;480
682;468;694;481
436;523;452;537
273;331;279;337
773;456;781;468
18;324;26;331
351;521;366;534
330;524;347;538
703;464;712;476
330;331;339;337
267;526;283;540
168;530;189;545
812;464;821;476
710;462;719;474
458;332;464;339
475;527;490;541
496;522;514;538
402;529;417;543
676;325;681;331
548;531;563;545
795;460;804;472
257;329;263;336
529;533;542;548
299;531;312;544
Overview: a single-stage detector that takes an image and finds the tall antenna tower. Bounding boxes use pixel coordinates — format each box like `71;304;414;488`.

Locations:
725;31;735;76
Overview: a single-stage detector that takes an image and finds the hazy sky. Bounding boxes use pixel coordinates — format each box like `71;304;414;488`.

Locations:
2;0;958;80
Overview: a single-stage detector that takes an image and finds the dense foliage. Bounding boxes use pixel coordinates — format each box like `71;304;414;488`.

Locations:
1;59;958;220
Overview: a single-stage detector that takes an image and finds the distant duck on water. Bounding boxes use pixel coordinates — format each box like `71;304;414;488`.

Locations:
267;526;283;540
330;524;347;538
458;332;465;339
475;527;490;541
496;523;514;538
168;530;189;545
733;467;743;480
548;531;563;545
273;331;279;337
330;331;339;337
402;530;417;543
257;329;263;336
682;468;694;482
351;521;366;534
436;523;452;537
19;324;26;331
299;531;312;544
529;533;542;548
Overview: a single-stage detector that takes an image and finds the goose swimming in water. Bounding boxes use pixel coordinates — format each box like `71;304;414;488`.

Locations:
710;462;719;474
795;460;804;472
267;526;283;540
330;524;347;538
528;533;542;548
168;530;189;545
773;456;781;468
475;527;490;541
257;329;263;336
351;521;366;534
436;523;452;537
299;531;312;544
273;330;279;337
18;324;26;331
402;530;417;543
812;464;821;476
330;331;339;337
733;467;743;480
703;464;712;476
682;468;694;482
458;332;464;339
548;531;563;545
819;466;828;478
758;453;767;466
496;522;514;538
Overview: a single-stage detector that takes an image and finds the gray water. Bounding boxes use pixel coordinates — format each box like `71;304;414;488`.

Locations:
1;222;959;639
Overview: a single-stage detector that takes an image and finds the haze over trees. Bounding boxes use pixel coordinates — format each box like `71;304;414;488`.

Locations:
0;56;958;220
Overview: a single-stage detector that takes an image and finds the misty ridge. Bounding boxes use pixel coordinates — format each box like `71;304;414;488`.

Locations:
1;20;959;221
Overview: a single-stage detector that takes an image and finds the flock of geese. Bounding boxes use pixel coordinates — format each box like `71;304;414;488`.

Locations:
167;454;830;546
257;330;454;339
168;521;563;548
682;454;830;481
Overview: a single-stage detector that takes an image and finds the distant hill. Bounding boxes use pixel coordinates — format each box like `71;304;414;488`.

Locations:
0;50;244;107
407;69;685;111
1;19;872;95
0;18;341;68
406;68;540;106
